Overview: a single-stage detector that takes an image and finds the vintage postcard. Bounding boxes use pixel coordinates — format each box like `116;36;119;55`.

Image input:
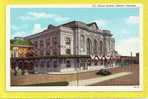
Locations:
6;4;143;91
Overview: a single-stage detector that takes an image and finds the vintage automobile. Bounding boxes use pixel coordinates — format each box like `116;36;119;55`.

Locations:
96;69;112;76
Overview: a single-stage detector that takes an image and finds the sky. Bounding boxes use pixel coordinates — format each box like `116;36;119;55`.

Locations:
10;7;140;56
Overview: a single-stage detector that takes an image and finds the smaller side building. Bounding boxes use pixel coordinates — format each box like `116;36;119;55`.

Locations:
11;37;34;58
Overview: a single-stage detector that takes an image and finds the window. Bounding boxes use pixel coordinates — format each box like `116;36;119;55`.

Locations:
53;50;57;55
46;38;50;47
40;50;44;56
34;60;38;67
65;37;71;45
94;40;98;55
80;35;85;50
40;61;44;67
46;50;50;56
40;40;44;47
66;49;71;55
87;38;92;55
100;41;103;55
53;61;58;68
46;49;50;56
47;61;50;68
52;37;57;45
66;60;71;68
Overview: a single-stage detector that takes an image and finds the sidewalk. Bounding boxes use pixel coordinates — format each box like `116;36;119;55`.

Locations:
48;65;119;75
69;72;132;86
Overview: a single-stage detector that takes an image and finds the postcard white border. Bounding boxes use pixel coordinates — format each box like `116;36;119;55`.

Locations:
6;4;143;91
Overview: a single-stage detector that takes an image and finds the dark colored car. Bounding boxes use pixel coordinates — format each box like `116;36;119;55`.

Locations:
96;69;112;76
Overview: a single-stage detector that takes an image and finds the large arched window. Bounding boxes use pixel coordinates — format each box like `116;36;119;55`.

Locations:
80;35;85;51
100;41;103;56
94;39;98;55
87;38;92;55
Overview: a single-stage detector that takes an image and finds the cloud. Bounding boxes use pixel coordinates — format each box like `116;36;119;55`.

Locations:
116;37;140;56
32;24;46;34
11;24;28;31
93;19;108;29
54;15;70;22
11;25;20;31
126;16;140;24
120;29;130;34
19;16;33;21
19;12;70;22
28;12;52;19
11;24;46;39
11;31;28;39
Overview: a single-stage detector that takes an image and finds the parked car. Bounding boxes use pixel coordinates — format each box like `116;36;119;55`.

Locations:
96;69;112;76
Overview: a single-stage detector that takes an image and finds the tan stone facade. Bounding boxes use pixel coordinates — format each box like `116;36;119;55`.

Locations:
11;21;116;74
24;21;115;57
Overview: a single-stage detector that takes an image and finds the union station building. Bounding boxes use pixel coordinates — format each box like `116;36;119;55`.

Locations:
11;21;117;73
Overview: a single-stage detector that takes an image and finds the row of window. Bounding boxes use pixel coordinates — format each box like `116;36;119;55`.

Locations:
38;50;58;56
65;37;71;55
34;36;71;55
33;36;57;49
86;37;103;55
34;60;72;68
